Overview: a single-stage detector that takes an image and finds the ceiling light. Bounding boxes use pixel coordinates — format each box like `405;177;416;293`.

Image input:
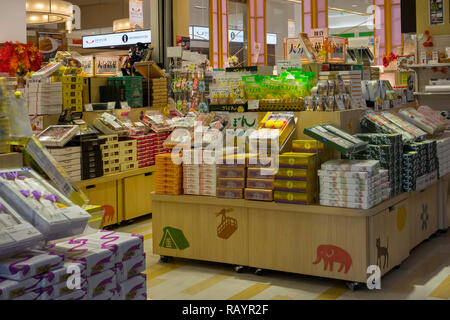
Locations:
26;0;73;25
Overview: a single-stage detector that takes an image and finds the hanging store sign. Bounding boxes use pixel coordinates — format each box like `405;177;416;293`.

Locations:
82;30;151;49
430;0;444;25
129;0;144;29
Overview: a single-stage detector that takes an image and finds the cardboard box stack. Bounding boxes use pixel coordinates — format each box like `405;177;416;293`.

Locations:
118;139;138;172
62;76;84;113
274;153;317;205
183;149;217;197
319;160;383;210
99;135;120;176
245;155;274;202
26;80;62;115
47;146;82;182
437;136;450;177
129;133;157;168
351;133;403;198
0;250;64;300
142;77;168;108
155;153;182;195
81;138;104;180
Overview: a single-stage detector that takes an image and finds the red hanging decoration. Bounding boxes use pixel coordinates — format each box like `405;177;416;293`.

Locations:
0;41;42;76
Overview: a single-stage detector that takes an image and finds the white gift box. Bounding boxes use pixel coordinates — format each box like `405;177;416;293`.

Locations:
0;249;64;281
35;260;86;288
114;274;146;301
75;231;144;263
54;288;87;300
88;288;114;300
115;254;146;283
0;276;41;300
46;239;115;277
53;277;88;298
86;269;116;299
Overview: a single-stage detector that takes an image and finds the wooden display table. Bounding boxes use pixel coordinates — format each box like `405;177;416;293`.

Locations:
438;173;450;230
75;166;155;227
151;182;440;284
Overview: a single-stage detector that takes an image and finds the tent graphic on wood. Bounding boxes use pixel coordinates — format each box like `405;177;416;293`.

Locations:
159;227;190;250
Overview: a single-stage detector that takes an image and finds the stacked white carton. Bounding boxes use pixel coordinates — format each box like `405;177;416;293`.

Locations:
47;146;82;182
26;81;62;115
319;160;384;210
437;136;450;177
183;149;217;197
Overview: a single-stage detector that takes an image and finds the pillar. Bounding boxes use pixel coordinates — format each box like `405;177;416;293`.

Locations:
302;0;328;36
172;0;190;44
209;0;228;69
374;0;401;65
247;0;266;66
1;0;26;43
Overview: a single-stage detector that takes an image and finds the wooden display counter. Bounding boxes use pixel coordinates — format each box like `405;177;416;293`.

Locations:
75;166;155;227
151;182;441;284
438;173;450;230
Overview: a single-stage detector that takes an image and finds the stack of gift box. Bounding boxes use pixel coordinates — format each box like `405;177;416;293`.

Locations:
273;153;318;205
155;153;182;195
80;137;104;180
0;249;65;300
402;151;420;192
217;155;247;199
245;155;275;202
182;149;217;197
404;141;439;190
319;160;383;210
44;230;146;300
100;135;120;176
129;134;157;168
156;132;172;155
142;77;168;108
349;133;403;198
26;81;62;115
62;76;84;113
47;146;82;182
118;139;138;172
437;136;450;177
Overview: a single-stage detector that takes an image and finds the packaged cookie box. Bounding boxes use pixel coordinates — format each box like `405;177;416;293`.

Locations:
217;188;243;199
37;125;80;148
320;182;382;194
99;134;119;144
118;140;137;149
80;138;105;153
275;168;316;181
274;191;316;205
279;153;317;169
320;198;381;210
11;286;58;300
217;167;246;179
119;155;137;164
35;261;86;288
247;156;277;168
218;178;245;189
54;288;87;300
112;274;146;301
321;160;380;174
102;149;120;159
79;231;144;263
62;76;83;85
247;178;274;190
318;170;372;180
119;147;137;157
0;197;43;258
320;191;382;205
52;276;88;299
0;276;42;300
57;157;81;170
244;188;273;201
0;249;64;281
0;169;91;240
52;152;81;163
319;175;380;186
247;168;276;180
100;142;120;152
292;140;325;153
320;187;379;198
274;180;315;193
120;162;138;172
47;146;81;156
85;269;116;299
103;157;120;168
46;241;114;277
155;186;182;195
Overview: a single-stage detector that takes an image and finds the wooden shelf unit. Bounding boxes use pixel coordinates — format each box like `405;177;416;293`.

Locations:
151;181;443;283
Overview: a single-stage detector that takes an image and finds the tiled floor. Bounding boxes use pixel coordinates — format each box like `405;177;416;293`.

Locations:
115;215;450;300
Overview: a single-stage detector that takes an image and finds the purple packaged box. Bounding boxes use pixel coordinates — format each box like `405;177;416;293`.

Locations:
114;273;146;301
35;261;87;288
115;254;146;282
0;276;41;300
86;269;116;299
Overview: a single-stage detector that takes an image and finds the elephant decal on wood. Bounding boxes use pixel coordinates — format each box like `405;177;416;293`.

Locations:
312;245;353;274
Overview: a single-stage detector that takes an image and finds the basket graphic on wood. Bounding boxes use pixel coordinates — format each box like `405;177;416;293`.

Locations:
217;209;238;240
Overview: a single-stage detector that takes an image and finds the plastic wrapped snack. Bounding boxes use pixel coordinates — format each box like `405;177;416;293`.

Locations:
398;108;440;134
37;125;80;148
0;197;43;258
0;169;91;240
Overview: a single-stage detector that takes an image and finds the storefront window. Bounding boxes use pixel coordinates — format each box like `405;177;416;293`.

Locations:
266;0;302;67
228;0;248;67
189;0;210;59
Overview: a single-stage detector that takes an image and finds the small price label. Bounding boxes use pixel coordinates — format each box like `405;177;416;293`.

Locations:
248;100;259;110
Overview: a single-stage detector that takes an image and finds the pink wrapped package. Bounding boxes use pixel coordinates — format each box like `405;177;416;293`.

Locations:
46;239;114;276
115;254;146;282
113;273;146;301
417;106;449;130
86;269;116;299
0;250;64;281
74;230;144;263
0;276;41;300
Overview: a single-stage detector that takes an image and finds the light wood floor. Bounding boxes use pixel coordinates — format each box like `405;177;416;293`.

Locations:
115;216;450;300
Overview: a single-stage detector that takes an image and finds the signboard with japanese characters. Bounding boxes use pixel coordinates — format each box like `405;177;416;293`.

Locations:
285;38;308;61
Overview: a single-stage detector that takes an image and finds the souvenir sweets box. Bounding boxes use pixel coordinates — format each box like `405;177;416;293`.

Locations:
35;260;87;288
0;197;43;258
37;125;80;148
0;169;91;240
115;254;146;283
112;273;146;301
53;288;86;300
0;276;42;300
85;269;116;299
52;276;88;298
0;249;64;281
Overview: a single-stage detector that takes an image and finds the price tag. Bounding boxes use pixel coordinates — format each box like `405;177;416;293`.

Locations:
248;100;259;110
84;104;93;112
